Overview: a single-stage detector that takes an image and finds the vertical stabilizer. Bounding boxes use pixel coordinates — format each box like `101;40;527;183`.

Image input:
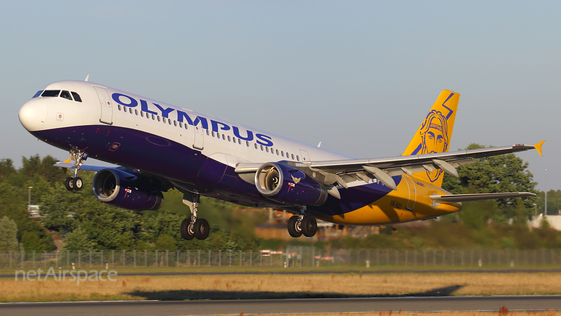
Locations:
402;90;460;187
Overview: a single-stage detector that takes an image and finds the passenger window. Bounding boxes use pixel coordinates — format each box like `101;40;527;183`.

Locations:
141;112;144;117
227;136;231;142
174;121;177;127
281;151;284;157
42;90;60;97
296;155;300;161
254;143;257;149
118;105;121;111
206;130;209;136
276;149;279;155
246;141;249;147
291;154;294;160
179;122;182;127
129;108;133;114
71;92;82;102
222;134;225;140
33;90;43;98
135;109;138;115
265;147;268;153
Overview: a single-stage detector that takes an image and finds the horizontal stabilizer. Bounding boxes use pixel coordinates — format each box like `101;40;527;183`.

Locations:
430;192;536;202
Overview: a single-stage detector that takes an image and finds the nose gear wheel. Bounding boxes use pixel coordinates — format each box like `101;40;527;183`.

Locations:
65;146;87;191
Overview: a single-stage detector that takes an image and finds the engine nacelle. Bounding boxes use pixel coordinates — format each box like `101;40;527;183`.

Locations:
255;163;327;206
92;168;163;211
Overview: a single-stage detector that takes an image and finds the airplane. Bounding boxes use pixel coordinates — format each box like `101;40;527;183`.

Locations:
18;80;544;240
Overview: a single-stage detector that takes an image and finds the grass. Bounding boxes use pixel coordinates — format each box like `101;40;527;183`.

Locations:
253;312;561;316
2;264;561;276
2;271;561;302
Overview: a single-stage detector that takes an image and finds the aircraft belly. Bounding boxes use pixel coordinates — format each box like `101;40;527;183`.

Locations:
31;125;205;183
30;125;287;208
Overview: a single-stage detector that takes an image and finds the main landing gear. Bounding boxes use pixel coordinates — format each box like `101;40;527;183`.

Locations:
180;192;210;240
287;215;318;238
65;147;87;191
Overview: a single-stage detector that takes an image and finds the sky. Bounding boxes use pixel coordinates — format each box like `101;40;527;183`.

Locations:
0;1;559;194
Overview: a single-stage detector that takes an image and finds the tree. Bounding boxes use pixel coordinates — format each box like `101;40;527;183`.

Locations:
0;180;54;251
443;143;538;224
20;154;66;185
64;227;95;251
154;234;177;251
0;159;16;181
40;171;140;250
0;217;22;251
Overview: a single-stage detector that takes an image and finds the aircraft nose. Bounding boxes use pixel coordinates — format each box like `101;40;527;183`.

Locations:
19;100;47;131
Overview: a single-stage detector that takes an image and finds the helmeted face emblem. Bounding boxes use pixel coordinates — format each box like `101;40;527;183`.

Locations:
420;110;449;182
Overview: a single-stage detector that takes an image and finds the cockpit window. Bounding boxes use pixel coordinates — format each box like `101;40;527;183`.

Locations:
60;90;72;100
41;90;60;97
71;92;82;102
32;90;43;98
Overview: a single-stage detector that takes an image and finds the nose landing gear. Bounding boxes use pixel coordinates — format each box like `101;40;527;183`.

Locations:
65;146;87;191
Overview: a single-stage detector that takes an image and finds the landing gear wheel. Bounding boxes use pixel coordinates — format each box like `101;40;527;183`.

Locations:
65;177;75;191
64;147;88;192
181;192;210;241
180;218;195;240
194;218;209;240
74;177;83;190
302;216;318;237
287;216;303;238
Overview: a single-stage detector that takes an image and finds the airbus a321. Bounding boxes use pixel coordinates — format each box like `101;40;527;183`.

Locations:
18;80;544;240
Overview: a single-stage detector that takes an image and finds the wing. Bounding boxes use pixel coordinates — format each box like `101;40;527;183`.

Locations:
236;141;544;196
54;162;109;172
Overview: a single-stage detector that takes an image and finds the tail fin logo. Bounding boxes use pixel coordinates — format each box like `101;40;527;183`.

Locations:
420;109;450;182
402;91;458;186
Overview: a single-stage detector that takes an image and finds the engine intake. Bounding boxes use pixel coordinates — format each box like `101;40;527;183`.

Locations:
92;168;163;211
255;163;327;206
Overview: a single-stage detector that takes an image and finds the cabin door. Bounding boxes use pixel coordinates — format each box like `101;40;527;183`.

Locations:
95;87;113;125
193;126;204;150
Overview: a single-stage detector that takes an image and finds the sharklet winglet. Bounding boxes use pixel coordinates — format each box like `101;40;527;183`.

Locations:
534;140;545;157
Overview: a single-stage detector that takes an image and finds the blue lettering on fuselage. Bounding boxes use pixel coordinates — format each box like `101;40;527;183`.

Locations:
112;92;271;146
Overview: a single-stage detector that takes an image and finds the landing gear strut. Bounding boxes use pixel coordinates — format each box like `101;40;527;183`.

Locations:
65;146;87;191
287;215;317;238
180;192;210;240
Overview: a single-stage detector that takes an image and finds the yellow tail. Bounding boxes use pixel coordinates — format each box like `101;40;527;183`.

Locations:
402;90;460;188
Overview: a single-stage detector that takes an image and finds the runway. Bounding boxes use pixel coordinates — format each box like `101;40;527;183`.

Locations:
2;296;560;316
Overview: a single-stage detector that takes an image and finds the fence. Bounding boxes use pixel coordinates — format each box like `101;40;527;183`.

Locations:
1;247;560;269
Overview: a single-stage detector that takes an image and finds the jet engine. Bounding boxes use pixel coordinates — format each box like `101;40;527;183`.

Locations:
255;163;327;206
92;168;163;211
